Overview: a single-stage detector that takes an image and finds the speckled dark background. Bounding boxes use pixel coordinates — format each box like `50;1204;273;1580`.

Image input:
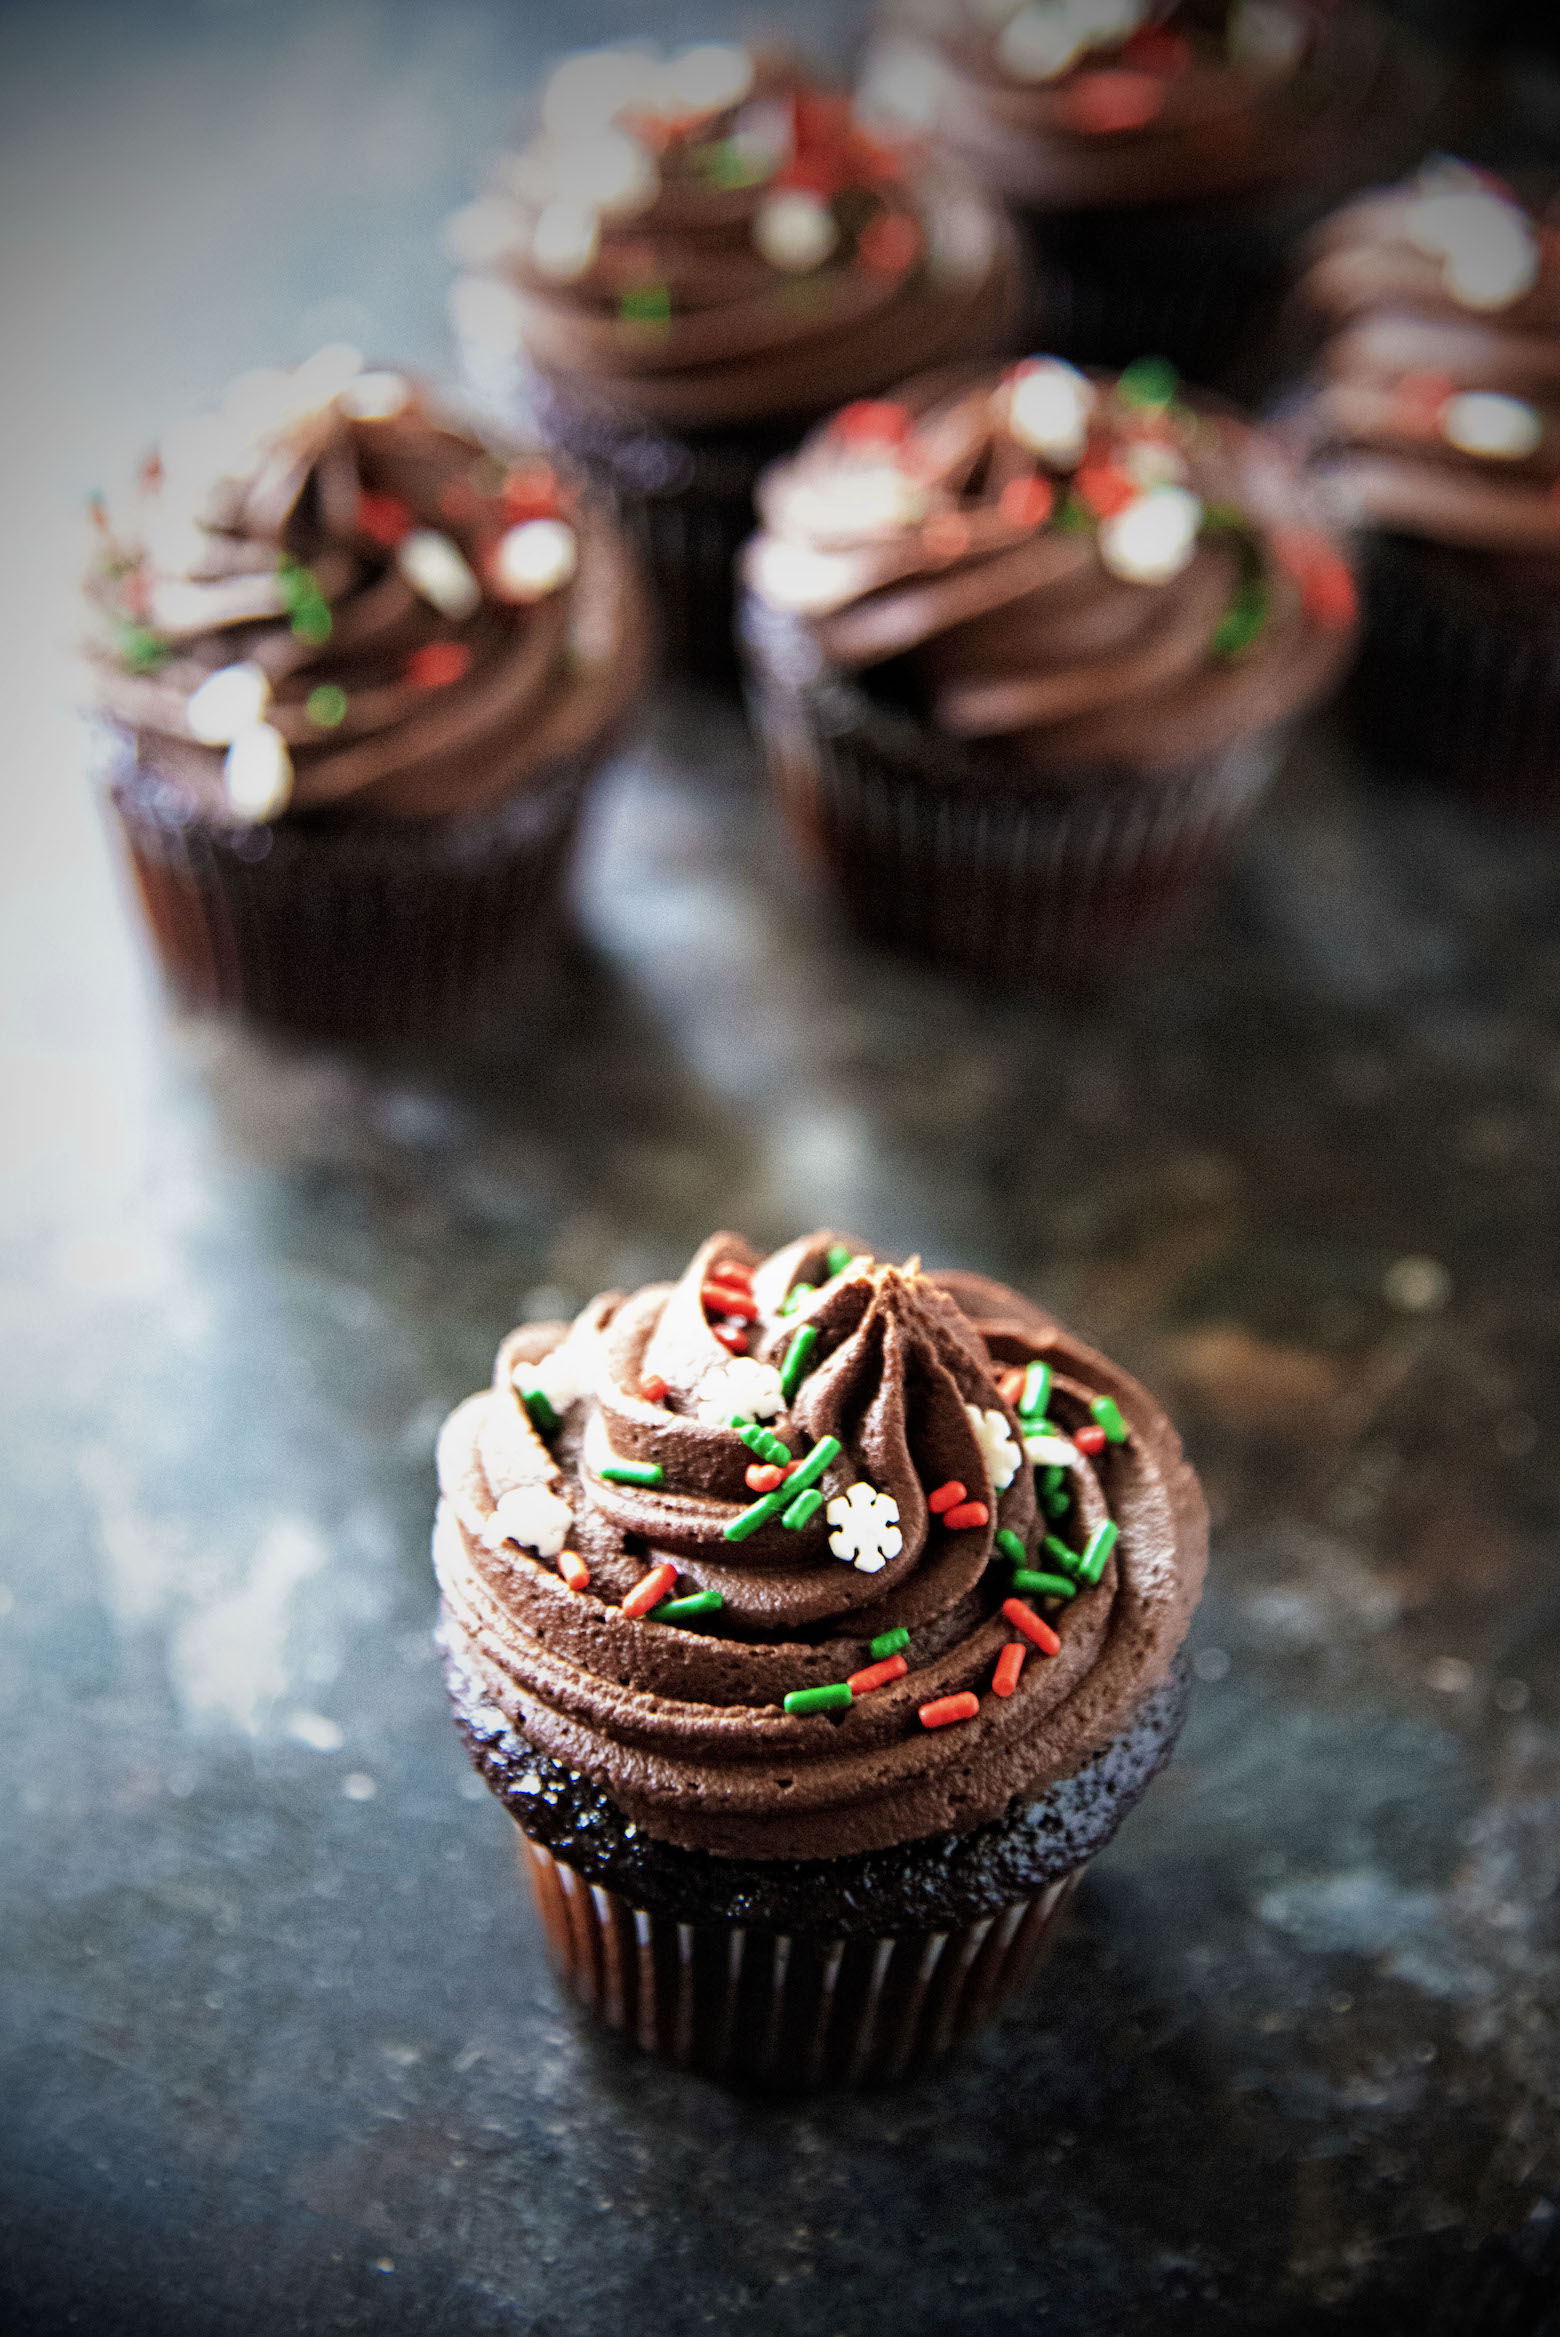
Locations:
2;3;1559;2332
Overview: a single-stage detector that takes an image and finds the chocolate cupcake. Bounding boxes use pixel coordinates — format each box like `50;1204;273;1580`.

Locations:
85;348;650;1046
740;358;1357;976
1296;162;1560;809
447;42;1024;680
434;1231;1207;2091
859;0;1435;392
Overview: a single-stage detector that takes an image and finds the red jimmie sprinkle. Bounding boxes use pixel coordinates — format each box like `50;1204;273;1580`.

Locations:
709;1258;754;1285
927;1480;967;1515
998;475;1054;529
992;1641;1026;1698
847;1653;908;1696
1061;70;1167;134
622;1562;677;1620
1121;24;1192;77
711;1321;749;1354
1073;1424;1107;1456
777;150;846;199
745;1463;784;1493
356;489;414;547
502;463;562;523
1075;461;1137;519
998;1366;1029;1406
1002;1598;1062;1656
702;1284;757;1320
920;1691;980;1730
639;1375;668;1404
557;1551;590;1593
857;210;921;275
405;640;473;690
942;1500;990;1532
1273;528;1359;631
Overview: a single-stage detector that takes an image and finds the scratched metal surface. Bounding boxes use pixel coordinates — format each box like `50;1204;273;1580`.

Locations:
2;4;1558;2333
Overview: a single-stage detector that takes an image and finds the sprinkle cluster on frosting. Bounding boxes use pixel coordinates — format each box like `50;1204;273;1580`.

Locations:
745;358;1356;767
433;1232;1209;1861
449;45;1021;433
1302;160;1560;555
85;346;640;824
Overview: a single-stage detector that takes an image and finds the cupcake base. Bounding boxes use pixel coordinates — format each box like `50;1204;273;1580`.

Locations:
741;611;1278;979
99;728;591;1048
521;1833;1079;2091
1347;534;1560;815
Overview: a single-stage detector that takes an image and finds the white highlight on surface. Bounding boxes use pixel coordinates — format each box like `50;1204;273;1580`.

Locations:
1024;1430;1079;1467
753;190;839;273
342;1772;378;1801
485;1484;573;1559
792;465;928;543
1439;391;1543;461
858;38;943;131
187;661;271;746
966;1404;1021;1492
1007;357;1096;467
288;1709;345;1751
1098;485;1204;583
515;1341;588;1418
397;529;482;621
491;518;578;602
660;43;754;116
546;127;658;218
825;1481;903;1573
1228;1;1307;74
223;723;293;822
171;1516;328;1735
542;47;658;135
1382;1254;1451;1314
339;371;410;422
996;0;1145;81
696;1357;785;1427
530;199;601;282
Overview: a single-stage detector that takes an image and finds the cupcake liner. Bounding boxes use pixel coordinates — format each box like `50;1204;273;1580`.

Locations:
99;727;589;1048
520;1831;1080;2091
742;612;1279;978
1347;534;1560;814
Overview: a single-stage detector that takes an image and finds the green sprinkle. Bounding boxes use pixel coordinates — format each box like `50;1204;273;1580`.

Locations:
1012;1569;1078;1601
784;1682;853;1718
1019;1361;1052;1420
650;1590;724;1626
782;1486;824;1531
1041;1464;1067;1491
1118;354;1180;410
697;137;774;191
118;622;171;676
725;1492;788;1541
1079;1519;1119;1583
1212;576;1270;659
994;1528;1028;1566
786;1434;841;1494
869;1627;909;1661
1044;1534;1085;1579
825;1243;853;1277
619;284;671;326
1200;500;1247;533
306;682;348;727
1091;1396;1128;1444
779;1323;820;1405
520;1386;560;1437
779;1282;816;1317
1054;491;1093;534
737;1421;791;1465
1044;1489;1072;1519
599;1458;664;1488
723;1433;840;1541
291;600;332;646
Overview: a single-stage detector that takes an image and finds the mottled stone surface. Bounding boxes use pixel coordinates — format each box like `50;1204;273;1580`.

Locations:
3;5;1560;2334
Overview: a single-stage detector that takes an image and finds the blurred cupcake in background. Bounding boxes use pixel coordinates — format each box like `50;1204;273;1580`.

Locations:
858;0;1442;393
741;355;1358;976
448;41;1024;681
1296;160;1560;809
85;347;650;1046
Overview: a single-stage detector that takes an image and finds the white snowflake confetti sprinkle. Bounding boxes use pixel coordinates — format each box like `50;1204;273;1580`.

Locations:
223;723;293;822
825;1481;903;1573
1007;358;1096;468
1405;185;1541;313
966;1404;1022;1492
491;518;578;601
187;661;271;746
696;1358;786;1427
1439;391;1543;461
1098;486;1203;584
484;1483;573;1558
754;190;839;273
398;529;483;621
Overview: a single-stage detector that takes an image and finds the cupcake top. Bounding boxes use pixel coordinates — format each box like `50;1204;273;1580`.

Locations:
1299;161;1560;555
85;346;648;825
744;358;1357;770
433;1231;1208;1862
861;0;1405;211
448;42;1023;435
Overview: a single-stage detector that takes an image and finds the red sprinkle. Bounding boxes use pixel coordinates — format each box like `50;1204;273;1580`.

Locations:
920;1691;980;1730
777;150;847;199
711;1321;749;1354
998;1367;1029;1407
356;489;414;547
1121;25;1192;77
1073;1424;1108;1456
942;1500;990;1532
1075;461;1138;519
405;640;473;690
1060;70;1167;134
702;1283;758;1320
998;475;1054;530
927;1480;967;1515
1002;1598;1062;1656
622;1562;677;1620
856;210;921;275
992;1641;1027;1698
557;1551;590;1593
1273;528;1359;631
710;1257;754;1285
794;90;853;152
746;1463;784;1493
847;1653;908;1696
502;463;562;524
639;1375;668;1404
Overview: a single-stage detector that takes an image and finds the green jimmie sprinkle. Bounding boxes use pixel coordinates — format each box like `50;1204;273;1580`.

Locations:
825;1244;854;1277
599;1458;664;1489
519;1385;559;1437
724;1435;842;1541
779;1323;820;1405
995;1528;1028;1567
1078;1519;1119;1583
650;1590;724;1626
781;1486;824;1531
737;1420;791;1466
1019;1361;1052;1420
784;1682;852;1718
868;1627;909;1661
1012;1570;1078;1601
1090;1395;1128;1444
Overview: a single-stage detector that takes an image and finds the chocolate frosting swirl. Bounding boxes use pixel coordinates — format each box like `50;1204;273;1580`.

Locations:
744;361;1357;772
433;1233;1207;1861
85;349;649;825
450;47;1023;435
863;0;1407;212
1299;165;1560;557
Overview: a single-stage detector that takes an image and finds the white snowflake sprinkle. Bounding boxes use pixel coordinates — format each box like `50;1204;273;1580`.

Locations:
966;1404;1021;1492
695;1357;786;1428
825;1481;903;1573
484;1483;572;1558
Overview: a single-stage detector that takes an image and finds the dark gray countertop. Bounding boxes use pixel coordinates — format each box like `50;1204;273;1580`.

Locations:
3;5;1559;2333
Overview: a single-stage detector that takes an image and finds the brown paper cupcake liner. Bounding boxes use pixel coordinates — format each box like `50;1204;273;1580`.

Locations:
520;1832;1080;2091
99;727;590;1048
1347;534;1560;815
742;621;1278;978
